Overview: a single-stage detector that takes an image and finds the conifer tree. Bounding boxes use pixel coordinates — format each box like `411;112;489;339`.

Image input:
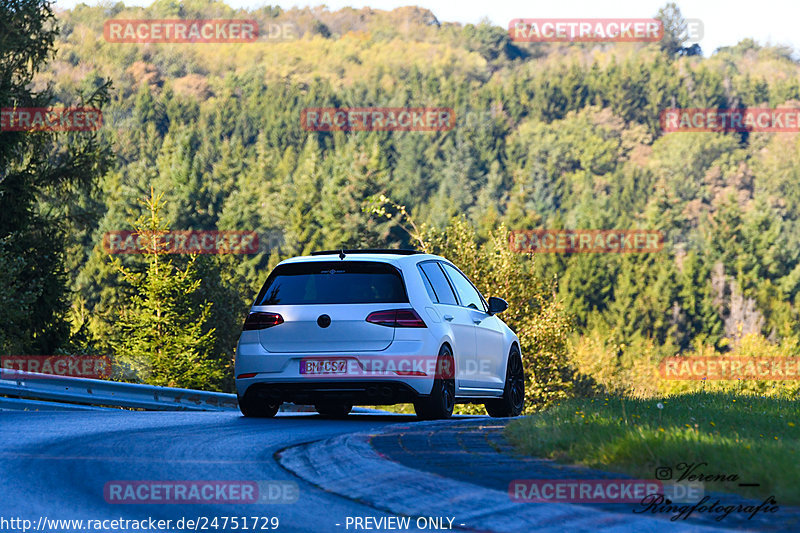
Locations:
110;188;225;390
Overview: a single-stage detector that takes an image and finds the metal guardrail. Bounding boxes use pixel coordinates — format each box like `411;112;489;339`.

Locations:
0;368;238;411
0;396;113;411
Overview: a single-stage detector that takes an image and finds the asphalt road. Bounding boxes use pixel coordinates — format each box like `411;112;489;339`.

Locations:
0;410;445;533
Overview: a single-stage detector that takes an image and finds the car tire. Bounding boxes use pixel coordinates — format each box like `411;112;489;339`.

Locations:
414;345;455;420
485;345;525;418
314;403;353;418
238;390;281;418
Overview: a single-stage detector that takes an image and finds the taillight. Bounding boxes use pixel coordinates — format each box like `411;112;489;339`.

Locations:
242;312;284;331
366;309;427;328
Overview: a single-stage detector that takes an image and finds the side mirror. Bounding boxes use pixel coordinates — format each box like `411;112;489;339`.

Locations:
488;296;508;315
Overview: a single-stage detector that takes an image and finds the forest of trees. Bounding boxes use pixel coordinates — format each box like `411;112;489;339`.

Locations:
3;0;800;402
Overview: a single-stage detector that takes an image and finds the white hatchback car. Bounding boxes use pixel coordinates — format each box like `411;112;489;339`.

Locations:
234;249;525;419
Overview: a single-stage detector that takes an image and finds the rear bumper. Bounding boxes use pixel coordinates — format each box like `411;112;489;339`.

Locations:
238;380;422;405
234;335;439;403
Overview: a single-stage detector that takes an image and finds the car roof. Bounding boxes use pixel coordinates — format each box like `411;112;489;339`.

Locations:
278;251;445;268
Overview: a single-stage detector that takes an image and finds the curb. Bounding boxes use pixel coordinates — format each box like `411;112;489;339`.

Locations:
276;419;723;532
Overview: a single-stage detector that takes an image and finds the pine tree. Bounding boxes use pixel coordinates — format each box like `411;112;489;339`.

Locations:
110;188;225;390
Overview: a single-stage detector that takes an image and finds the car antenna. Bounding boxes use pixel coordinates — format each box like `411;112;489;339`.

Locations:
339;249;346;260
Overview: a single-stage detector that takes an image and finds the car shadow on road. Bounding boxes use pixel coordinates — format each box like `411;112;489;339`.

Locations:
234;412;487;423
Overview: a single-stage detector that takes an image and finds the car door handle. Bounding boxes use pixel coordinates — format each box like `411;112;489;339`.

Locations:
443;314;454;321
473;319;482;324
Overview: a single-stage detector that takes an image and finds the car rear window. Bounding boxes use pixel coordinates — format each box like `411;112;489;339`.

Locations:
255;261;408;305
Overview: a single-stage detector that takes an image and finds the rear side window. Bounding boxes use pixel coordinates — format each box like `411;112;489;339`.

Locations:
255;261;408;305
441;263;486;311
418;266;438;302
418;262;458;305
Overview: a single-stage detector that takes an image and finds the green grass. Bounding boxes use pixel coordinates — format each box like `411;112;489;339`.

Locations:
506;392;800;504
375;403;416;414
374;403;487;415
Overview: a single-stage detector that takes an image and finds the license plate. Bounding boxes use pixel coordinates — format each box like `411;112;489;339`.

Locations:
300;359;347;375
